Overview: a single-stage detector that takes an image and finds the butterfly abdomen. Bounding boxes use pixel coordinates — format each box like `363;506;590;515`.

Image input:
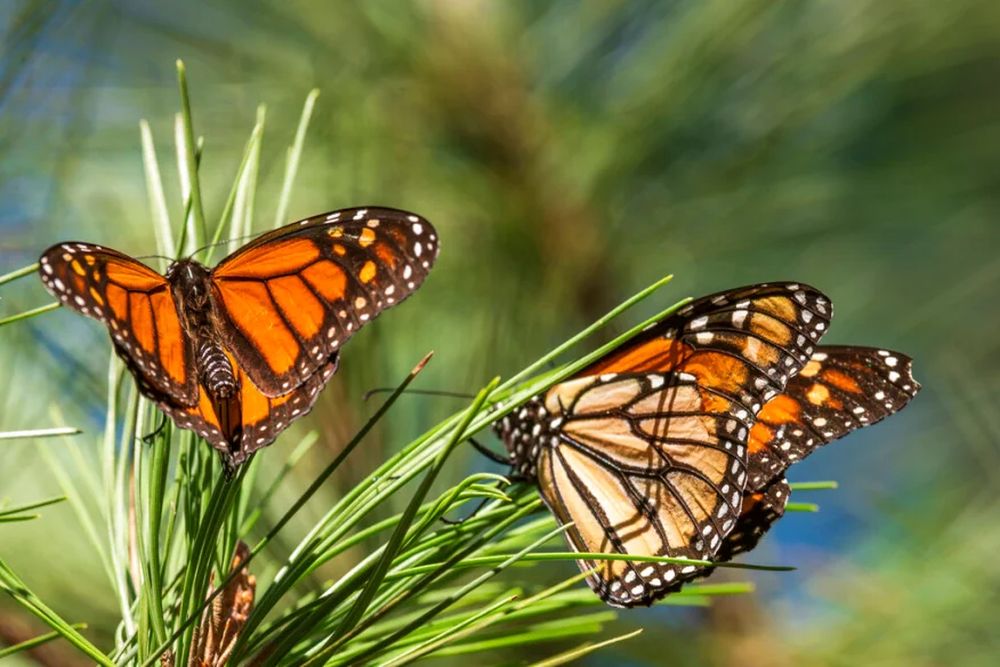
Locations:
167;260;238;399
198;342;237;398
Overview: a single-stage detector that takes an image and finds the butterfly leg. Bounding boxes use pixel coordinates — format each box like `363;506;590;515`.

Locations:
142;411;169;445
468;437;512;466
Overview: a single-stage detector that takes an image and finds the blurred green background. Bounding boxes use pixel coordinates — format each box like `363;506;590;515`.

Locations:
1;1;998;665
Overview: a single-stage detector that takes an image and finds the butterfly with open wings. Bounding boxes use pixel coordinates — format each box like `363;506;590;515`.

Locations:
493;282;919;607
39;207;438;473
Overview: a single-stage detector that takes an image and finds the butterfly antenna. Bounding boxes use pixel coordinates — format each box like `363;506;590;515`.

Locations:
362;387;477;402
135;254;176;265
189;230;268;260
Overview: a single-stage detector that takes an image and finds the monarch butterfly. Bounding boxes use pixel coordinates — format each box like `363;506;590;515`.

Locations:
39;206;438;472
493;283;919;607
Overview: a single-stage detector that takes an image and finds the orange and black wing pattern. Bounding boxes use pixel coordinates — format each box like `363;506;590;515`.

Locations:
746;346;920;491
159;353;339;471
210;207;438;396
38;207;439;471
689;346;920;571
38;243;197;404
496;282;833;607
584;282;833;413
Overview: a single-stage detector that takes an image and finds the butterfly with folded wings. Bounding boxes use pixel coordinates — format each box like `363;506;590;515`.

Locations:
493;282;920;607
39;207;438;473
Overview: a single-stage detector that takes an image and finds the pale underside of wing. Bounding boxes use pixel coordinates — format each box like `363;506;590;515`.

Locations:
536;373;751;607
655;476;792;593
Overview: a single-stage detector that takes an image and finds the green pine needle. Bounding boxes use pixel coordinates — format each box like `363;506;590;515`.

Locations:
0;427;80;440
0;624;88;659
527;628;644;667
175;59;207;254
789;480;840;491
0;302;60;328
786;502;821;513
0;496;66;519
140;119;176;264
0;559;113;666
0;263;41;286
273;89;319;229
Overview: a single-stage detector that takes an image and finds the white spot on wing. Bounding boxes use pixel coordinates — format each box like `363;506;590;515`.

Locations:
690;316;709;330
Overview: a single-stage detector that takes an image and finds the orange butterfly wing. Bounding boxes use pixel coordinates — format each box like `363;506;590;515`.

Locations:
159;351;339;472
210;207;437;396
709;347;920;570
584;282;833;412
497;282;834;607
38;242;197;404
747;346;920;491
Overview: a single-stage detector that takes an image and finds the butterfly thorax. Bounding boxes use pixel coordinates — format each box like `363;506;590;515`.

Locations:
493;398;554;479
166;259;238;400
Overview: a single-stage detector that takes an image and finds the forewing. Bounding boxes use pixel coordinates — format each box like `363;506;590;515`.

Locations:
211;207;437;396
747;346;920;490
39;242;197;405
537;372;753;607
584;282;833;415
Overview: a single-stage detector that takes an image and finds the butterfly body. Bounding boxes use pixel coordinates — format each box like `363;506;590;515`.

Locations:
164;259;239;399
40;207;438;471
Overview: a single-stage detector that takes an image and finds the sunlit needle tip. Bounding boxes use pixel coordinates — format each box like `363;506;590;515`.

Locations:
411;350;434;376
